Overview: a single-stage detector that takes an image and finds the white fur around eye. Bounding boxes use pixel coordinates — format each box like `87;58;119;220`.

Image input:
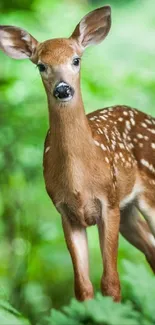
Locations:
71;65;80;74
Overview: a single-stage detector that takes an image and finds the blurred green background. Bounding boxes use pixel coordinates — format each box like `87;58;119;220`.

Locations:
0;0;155;324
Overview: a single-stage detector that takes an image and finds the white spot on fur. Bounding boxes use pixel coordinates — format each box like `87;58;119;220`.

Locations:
89;116;96;121
141;122;147;128
101;144;107;151
148;128;155;134
94;140;100;146
128;143;134;149
137;134;143;139
45;146;50;153
98;128;103;134
145;119;152;125
100;116;107;121
126;121;131;130
151;143;155;149
129;110;134;117
130;118;135;126
140;159;155;173
119;143;125;149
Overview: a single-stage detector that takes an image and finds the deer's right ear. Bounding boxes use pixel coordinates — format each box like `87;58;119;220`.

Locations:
0;26;38;61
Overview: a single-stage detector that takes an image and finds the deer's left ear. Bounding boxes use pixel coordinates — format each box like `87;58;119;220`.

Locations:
70;6;111;49
0;25;38;61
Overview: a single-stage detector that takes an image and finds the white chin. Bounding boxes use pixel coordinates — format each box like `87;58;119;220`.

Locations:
57;96;73;102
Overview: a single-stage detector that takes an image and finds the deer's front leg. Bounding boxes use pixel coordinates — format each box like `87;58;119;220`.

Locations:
97;207;121;302
62;216;94;301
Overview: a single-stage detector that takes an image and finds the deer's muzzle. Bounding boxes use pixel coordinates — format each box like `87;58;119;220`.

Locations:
53;81;74;101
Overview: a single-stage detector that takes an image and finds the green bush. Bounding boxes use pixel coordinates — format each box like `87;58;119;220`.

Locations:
0;262;155;325
47;261;155;325
48;295;139;325
0;299;30;325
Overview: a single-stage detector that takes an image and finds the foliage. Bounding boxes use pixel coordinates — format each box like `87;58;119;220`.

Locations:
47;261;155;325
0;0;155;324
48;296;139;325
0;297;30;325
0;261;155;325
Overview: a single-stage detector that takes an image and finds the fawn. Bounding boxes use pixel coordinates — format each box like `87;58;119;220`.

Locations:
1;5;155;302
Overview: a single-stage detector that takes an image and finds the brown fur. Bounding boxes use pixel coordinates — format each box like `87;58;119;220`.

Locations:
1;6;155;303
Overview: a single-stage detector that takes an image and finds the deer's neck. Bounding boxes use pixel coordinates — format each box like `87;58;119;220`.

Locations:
47;94;93;159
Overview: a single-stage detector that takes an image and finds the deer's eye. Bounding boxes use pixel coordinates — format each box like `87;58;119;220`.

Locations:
72;58;80;66
37;63;46;72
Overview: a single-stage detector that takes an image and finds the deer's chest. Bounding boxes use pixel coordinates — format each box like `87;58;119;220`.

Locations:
43;154;103;227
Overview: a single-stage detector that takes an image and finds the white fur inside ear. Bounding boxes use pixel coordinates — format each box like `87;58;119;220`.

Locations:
21;32;31;42
0;28;34;59
78;21;87;49
79;21;86;36
75;7;111;49
148;233;155;247
0;30;13;47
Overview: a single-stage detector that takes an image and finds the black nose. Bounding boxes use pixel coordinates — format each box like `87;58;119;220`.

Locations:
53;82;74;100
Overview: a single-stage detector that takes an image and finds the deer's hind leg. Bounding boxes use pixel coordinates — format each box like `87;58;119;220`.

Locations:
120;204;155;273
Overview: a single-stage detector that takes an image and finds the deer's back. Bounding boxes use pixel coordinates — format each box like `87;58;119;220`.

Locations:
88;105;155;175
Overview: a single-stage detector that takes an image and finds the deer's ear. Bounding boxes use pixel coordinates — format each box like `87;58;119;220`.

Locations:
70;6;111;49
0;25;38;61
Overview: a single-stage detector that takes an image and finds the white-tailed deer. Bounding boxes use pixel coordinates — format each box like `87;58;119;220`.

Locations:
1;5;155;303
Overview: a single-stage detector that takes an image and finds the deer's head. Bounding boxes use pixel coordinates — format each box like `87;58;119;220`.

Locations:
0;6;111;107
